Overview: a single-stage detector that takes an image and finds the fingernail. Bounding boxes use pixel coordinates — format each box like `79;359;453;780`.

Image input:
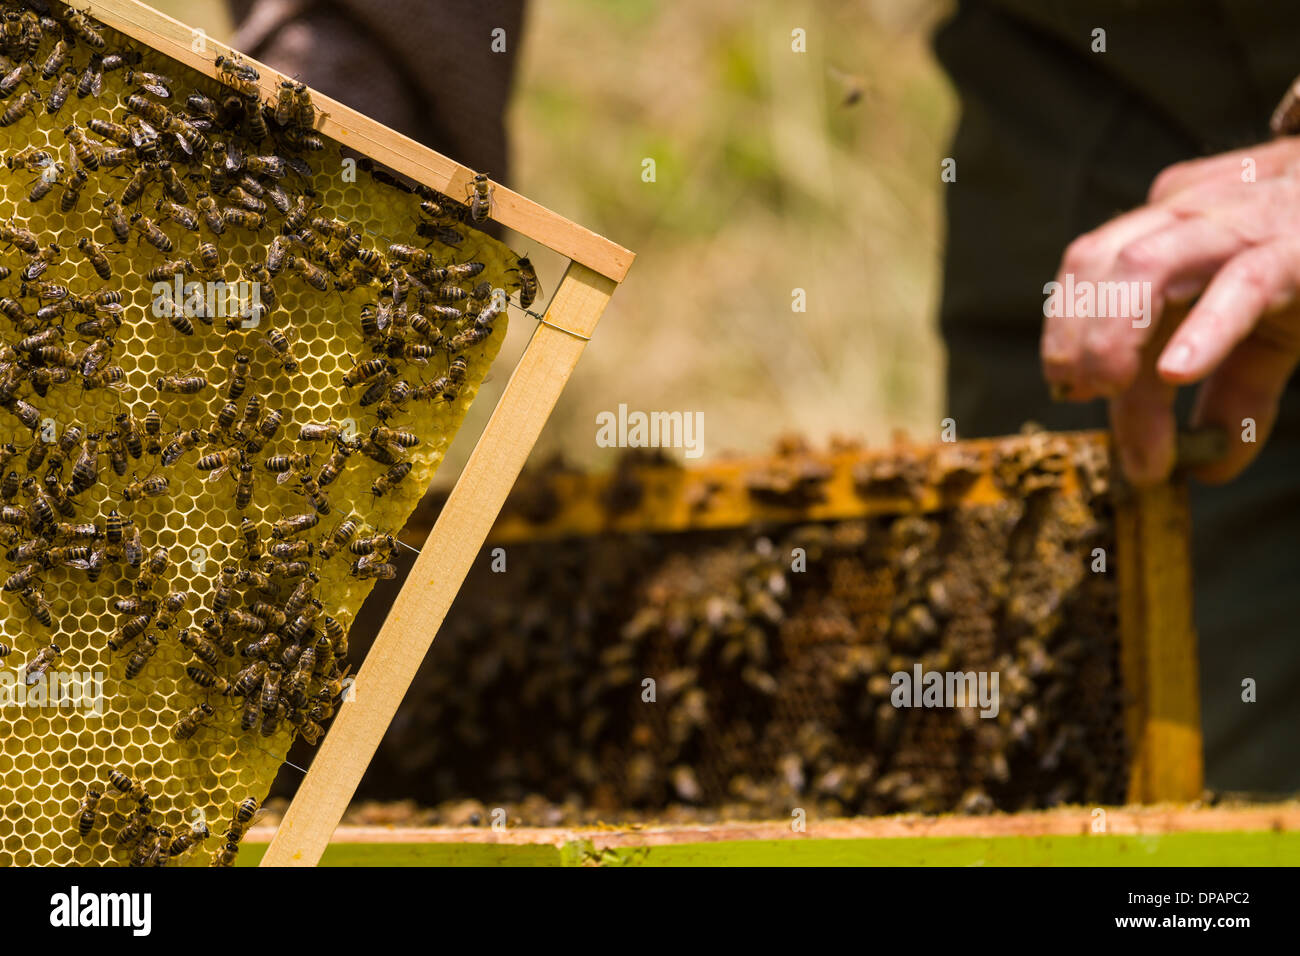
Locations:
1161;341;1194;374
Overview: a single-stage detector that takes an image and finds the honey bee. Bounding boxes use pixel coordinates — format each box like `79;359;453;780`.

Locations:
468;172;493;222
124;633;158;678
129;826;162;867
172;702;214;741
130;212;173;253
19;586;51;627
68;434;101;494
210;842;239;866
197;448;242;480
263;326;299;372
240;690;261;731
351;555;396;580
75;236;113;280
122;474;169;501
168;819;210;859
195;192;224;235
513;256;539;308
342;358;393;388
24;641;60;685
76;788;102;837
316;440;354;488
371;426;419;448
221;206;264;230
100;197;130;243
114;797;151;848
5;146;52;171
234;460;254;509
156;372;207;394
178;628;220;668
0;58;31;97
195;240;220;277
0;89;39;127
45;68;76;116
65;11;107;49
272;512;319;539
108;769;135;795
145;258;189;282
160;428;202;466
288;254;329;292
155;198;198;231
124;69;173;98
75;53;103;99
62;122;99;170
371;461;412;498
158;160;189;203
185;665;231;694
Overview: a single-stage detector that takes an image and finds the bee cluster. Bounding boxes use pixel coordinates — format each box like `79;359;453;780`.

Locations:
364;436;1126;823
0;1;522;866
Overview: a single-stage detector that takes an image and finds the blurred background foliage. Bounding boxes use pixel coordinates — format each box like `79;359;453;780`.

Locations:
153;0;955;476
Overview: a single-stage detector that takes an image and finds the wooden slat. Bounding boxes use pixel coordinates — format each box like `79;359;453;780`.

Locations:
470;432;1108;543
1118;482;1204;802
261;263;617;866
62;0;635;281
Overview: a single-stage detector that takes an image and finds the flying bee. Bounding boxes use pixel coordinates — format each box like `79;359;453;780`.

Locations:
155;198;197;231
122;475;168;502
160;428;202;466
76;788;102;837
371;461;412;498
130;213;173;253
66;11;107;49
23;641;60;685
76;237;113;280
468;172;493;222
156;372;207;394
171;702;214;741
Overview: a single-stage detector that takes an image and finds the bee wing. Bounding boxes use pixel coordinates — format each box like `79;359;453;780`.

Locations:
204;465;232;483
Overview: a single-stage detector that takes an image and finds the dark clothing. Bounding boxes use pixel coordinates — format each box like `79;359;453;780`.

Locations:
226;0;524;184
935;1;1300;791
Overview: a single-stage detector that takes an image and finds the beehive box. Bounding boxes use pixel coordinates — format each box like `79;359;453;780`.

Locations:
0;0;632;867
360;432;1201;820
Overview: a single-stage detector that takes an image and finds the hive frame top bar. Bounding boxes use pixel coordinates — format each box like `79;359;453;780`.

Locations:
62;0;636;283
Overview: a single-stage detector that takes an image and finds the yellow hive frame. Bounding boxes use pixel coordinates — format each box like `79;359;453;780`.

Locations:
420;433;1202;807
60;0;633;866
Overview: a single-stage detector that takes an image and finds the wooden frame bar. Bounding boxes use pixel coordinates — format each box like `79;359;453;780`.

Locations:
55;1;634;866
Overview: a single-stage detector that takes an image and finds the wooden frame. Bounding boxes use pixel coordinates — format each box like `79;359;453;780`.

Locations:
61;0;633;866
413;433;1203;805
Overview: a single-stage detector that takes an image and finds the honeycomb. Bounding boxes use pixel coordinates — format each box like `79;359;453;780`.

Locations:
360;436;1128;823
0;1;521;865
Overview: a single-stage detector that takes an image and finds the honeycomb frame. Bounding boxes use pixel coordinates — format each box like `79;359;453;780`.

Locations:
0;0;633;867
